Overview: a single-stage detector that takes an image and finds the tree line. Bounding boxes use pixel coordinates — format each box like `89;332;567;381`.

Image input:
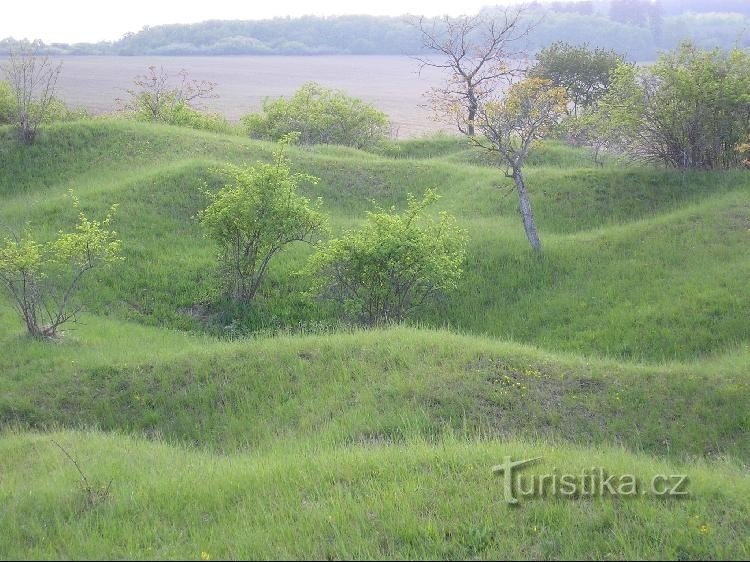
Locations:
2;2;748;61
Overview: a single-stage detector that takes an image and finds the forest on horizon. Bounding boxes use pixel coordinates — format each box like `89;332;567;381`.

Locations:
2;0;749;61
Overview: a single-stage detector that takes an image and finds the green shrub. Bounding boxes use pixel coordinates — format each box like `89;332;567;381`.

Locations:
242;82;390;148
122;66;234;134
43;97;89;123
0;81;14;124
152;101;236;134
305;190;467;325
590;42;750;169
199;135;328;302
0;80;86;128
0;193;122;338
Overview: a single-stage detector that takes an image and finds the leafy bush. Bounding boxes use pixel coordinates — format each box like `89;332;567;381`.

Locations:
0;194;122;338
43;98;89;123
153;102;236;134
305;190;467;325
199;135;328;302
589;42;750;169
0;81;14;124
1;41;63;143
242;82;390;148
122;66;234;134
0;80;86;127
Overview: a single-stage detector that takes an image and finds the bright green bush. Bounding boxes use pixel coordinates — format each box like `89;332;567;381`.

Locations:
0;80;86;127
199;135;328;302
305;190;467;325
154;101;236;133
0;194;121;338
43;97;89;123
242;82;390;148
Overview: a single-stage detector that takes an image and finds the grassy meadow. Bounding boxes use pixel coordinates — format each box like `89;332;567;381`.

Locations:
0;120;748;559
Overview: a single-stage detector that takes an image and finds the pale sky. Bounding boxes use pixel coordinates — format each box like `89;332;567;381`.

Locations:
1;0;532;44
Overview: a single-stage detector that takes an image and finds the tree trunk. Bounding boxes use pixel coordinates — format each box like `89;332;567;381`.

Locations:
466;94;478;136
511;167;542;252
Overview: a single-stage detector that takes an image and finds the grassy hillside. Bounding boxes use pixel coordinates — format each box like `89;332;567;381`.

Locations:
1;431;748;560
1;120;748;559
1;120;748;359
1;321;748;459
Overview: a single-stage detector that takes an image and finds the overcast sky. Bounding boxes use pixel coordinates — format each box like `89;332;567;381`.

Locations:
1;0;536;44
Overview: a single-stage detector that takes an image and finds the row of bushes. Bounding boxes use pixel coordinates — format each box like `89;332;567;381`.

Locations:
0;138;467;338
532;41;750;169
1;67;391;150
120;67;392;148
200;137;467;326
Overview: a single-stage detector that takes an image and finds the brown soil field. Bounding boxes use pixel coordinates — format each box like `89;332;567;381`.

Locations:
42;55;453;137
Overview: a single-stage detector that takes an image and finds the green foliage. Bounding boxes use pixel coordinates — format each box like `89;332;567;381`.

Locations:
477;78;569;166
0;81;14;124
0;80;85;126
242;82;390;148
590;42;750;169
0;193;121;338
144;101;236;134
3;6;750;60
123;66;234;134
199;135;327;302
529;41;626;115
306;190;467;324
43;97;89;123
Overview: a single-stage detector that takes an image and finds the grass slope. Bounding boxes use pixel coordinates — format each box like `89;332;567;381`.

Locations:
1;431;748;560
1;120;748;359
1;120;749;559
1;322;748;461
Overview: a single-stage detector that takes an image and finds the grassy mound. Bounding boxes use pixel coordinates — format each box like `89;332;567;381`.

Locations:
1;120;748;359
1;120;748;559
1;322;747;461
0;430;747;559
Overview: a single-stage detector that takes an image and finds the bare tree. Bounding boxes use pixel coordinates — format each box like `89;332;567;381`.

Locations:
120;66;218;120
414;8;533;136
2;40;62;144
471;78;569;252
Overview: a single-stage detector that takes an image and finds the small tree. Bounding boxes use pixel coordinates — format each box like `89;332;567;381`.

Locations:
122;66;218;122
199;136;328;302
529;41;626;116
415;10;533;136
305;190;467;325
564;110;618;166
472;78;568;252
1;40;62;144
0;195;122;338
242;82;390;149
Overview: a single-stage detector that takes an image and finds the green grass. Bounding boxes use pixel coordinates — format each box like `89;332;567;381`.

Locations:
1;120;749;559
1;431;747;559
1;322;748;460
1;120;748;359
